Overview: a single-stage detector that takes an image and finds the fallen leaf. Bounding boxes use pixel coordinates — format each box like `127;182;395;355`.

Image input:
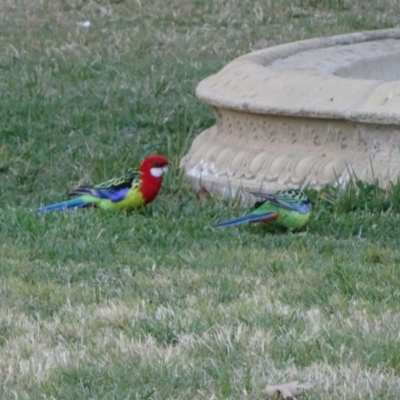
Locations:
266;380;316;399
197;186;211;202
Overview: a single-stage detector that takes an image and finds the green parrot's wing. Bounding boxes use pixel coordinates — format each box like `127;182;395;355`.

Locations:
69;168;141;202
249;189;311;214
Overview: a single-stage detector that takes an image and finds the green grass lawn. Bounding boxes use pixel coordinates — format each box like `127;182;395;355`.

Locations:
2;0;400;398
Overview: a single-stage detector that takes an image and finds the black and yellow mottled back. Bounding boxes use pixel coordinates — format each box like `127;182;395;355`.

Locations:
93;168;140;191
251;189;311;213
69;168;140;197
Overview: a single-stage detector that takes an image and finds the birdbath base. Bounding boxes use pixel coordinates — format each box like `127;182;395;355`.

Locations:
181;28;400;198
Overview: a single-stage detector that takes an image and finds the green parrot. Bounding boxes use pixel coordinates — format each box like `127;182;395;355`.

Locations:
214;189;312;230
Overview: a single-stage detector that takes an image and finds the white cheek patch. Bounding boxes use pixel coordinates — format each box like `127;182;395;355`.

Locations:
150;167;165;178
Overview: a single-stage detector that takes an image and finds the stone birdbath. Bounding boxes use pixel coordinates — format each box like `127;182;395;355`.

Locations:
180;28;400;198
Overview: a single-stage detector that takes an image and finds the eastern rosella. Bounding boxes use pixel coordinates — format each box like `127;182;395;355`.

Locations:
214;189;312;230
36;155;169;213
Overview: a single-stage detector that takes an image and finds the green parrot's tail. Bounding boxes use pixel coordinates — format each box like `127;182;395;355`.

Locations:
36;197;92;213
214;211;278;227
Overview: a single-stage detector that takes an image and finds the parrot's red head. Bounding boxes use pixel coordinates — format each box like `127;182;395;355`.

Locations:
140;155;169;177
138;155;169;204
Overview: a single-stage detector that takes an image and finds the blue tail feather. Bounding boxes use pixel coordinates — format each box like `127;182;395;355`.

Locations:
213;212;277;228
36;198;90;214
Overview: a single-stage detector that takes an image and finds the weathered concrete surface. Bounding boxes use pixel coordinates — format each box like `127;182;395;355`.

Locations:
181;28;400;197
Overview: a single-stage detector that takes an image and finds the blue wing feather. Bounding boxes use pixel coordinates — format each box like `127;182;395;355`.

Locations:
68;168;140;203
70;186;130;202
95;187;130;202
249;191;311;214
